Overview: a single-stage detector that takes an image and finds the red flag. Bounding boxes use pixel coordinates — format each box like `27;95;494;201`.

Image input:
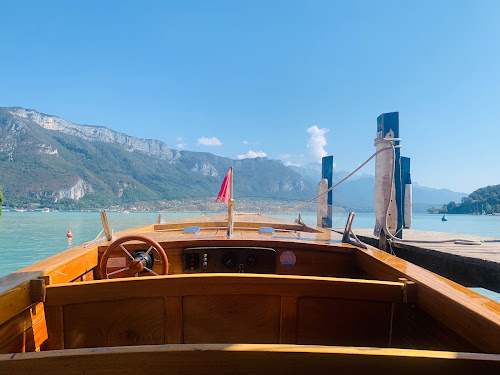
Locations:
214;169;232;204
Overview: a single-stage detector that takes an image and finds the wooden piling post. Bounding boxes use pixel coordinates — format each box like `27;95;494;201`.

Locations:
401;157;412;229
375;112;403;248
321;156;334;228
317;178;328;227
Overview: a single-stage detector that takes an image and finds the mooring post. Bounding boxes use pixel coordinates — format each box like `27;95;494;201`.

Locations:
320;156;334;228
401;156;412;229
374;112;403;249
317;178;328;227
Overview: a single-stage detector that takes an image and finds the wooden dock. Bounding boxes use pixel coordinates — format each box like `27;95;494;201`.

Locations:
334;228;500;293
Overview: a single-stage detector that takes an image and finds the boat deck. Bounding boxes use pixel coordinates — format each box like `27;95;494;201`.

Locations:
341;228;500;293
1;212;500;373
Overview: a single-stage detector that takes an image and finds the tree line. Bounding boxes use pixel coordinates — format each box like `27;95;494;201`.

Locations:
428;184;500;214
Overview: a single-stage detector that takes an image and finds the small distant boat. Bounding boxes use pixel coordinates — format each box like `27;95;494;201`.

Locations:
442;213;448;221
42;208;50;213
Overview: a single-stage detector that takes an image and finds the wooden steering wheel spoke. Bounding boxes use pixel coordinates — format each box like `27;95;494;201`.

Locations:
100;235;168;279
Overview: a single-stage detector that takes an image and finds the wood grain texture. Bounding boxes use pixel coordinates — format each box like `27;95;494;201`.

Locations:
297;297;393;347
164;297;183;344
276;249;355;277
63;297;164;349
1;344;499;375
0;303;47;354
183;294;281;344
44;306;64;351
279;296;297;344
30;278;46;303
0;308;31;352
355;247;500;353
0;246;98;327
390;303;479;352
45;274;407;307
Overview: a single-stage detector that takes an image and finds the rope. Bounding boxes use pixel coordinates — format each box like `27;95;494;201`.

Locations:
259;135;483;246
84;228;106;248
374;139;483;246
263;145;394;215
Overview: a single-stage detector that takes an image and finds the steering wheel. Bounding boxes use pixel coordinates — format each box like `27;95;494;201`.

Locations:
99;235;169;279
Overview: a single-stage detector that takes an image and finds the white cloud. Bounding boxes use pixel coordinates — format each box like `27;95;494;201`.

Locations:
242;140;249;144
197;136;222;146
285;161;304;167
176;136;183;142
237;150;267;159
279;154;290;159
306;125;331;163
177;143;187;149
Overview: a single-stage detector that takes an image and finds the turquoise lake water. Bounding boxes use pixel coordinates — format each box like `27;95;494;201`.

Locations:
0;210;498;301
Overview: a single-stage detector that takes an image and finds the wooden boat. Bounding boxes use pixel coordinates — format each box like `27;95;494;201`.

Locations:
0;211;499;374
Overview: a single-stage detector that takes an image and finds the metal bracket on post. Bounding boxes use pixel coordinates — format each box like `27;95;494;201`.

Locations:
342;212;367;249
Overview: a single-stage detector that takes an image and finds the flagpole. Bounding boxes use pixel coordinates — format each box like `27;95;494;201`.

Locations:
227;167;234;239
230;167;233;200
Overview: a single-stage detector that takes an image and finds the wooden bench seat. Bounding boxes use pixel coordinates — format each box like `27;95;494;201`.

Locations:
43;274;416;349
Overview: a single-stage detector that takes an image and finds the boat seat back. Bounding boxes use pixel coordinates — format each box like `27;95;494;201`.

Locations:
42;274;414;350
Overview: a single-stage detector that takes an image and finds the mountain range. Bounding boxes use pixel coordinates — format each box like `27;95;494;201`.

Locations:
290;164;468;213
0;107;467;211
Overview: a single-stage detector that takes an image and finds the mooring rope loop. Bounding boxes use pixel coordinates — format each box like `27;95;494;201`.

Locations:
258;137;484;245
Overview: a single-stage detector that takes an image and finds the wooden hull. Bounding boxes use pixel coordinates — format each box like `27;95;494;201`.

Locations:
0;212;499;373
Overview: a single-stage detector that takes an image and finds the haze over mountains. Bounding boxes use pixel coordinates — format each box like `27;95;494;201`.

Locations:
290;164;468;212
0;107;466;211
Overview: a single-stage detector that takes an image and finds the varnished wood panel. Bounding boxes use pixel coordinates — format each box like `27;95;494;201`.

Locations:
0;330;26;354
63;298;164;349
0;303;47;354
391;304;478;352
1;344;499;375
164;297;183;344
0;308;31;352
45;274;407;307
279;296;297;344
30;303;48;350
31;317;48;351
0;319;47;354
297;297;393;347
0;280;32;327
0;247;97;328
355;248;500;353
47;251;98;285
44;306;64;350
276;249;356;277
183;295;280;343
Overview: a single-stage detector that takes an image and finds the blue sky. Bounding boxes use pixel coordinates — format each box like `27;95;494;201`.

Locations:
1;0;499;193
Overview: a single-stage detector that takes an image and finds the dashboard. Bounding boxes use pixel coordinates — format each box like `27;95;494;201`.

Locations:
183;247;276;274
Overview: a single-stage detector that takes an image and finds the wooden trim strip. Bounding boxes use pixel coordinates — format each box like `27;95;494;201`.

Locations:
164;297;183;344
45;274;407;307
43;306;64;351
1;344;499;374
279;296;297;344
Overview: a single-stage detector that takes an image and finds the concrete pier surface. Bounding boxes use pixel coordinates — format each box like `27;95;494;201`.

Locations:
336;228;500;293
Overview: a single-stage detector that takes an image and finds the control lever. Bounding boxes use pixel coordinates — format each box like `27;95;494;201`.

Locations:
239;264;245;273
342;212;367;249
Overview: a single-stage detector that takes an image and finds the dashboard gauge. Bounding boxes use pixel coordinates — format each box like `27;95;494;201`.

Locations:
246;255;257;266
222;253;237;269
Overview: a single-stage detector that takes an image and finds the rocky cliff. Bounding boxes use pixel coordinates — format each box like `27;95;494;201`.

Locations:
0;107;314;208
